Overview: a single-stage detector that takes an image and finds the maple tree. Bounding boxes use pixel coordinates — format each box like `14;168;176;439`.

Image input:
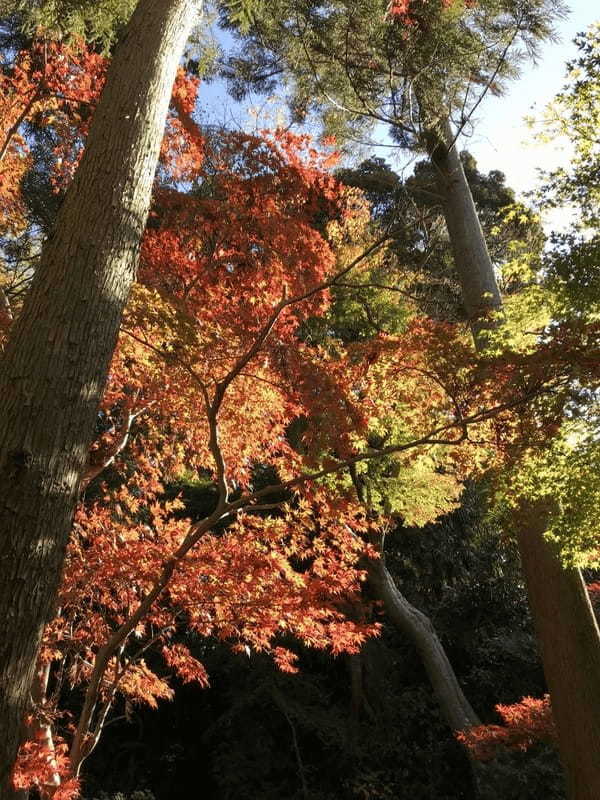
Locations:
0;39;107;314
5;51;600;796
221;5;600;796
457;695;556;762
2;6;600;800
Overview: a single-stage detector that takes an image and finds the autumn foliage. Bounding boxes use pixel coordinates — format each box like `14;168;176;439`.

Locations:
0;39;106;218
3;31;600;798
387;0;456;25
457;696;556;761
457;583;600;763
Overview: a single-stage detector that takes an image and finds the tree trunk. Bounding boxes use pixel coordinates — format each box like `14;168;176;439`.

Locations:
424;120;502;344
368;558;480;731
0;1;200;794
427;118;600;799
517;502;600;800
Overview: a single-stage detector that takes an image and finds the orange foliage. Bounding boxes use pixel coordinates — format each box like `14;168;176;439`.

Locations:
13;719;79;800
587;582;600;608
457;696;556;760
387;0;456;25
8;49;600;797
0;39;107;205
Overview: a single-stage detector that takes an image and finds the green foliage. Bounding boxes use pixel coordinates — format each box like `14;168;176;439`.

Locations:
502;23;600;572
529;22;600;229
544;232;600;320
336;152;545;325
530;24;600;326
500;431;600;569
354;443;463;525
1;0;137;47
222;0;263;31
221;0;566;145
0;0;254;51
302;275;410;344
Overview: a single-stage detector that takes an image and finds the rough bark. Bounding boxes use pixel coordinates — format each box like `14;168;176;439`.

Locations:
428;119;600;799
369;558;480;732
0;0;200;794
0;286;12;327
517;502;600;800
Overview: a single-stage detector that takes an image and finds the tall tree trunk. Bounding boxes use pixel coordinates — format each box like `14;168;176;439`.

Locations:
517;502;600;800
424;120;502;343
426;119;600;799
0;1;200;795
368;558;480;732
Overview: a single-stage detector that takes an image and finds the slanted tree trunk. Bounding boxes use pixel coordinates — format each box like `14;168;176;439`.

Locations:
424;119;502;343
368;557;480;732
425;118;600;799
348;467;479;733
0;0;200;794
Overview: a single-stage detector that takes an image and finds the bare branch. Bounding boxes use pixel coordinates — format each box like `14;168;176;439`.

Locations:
81;405;149;490
0;81;43;164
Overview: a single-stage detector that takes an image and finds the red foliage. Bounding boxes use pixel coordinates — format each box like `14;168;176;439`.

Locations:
457;696;556;760
7;43;600;797
387;0;456;25
13;63;380;793
0;39;107;194
13;718;79;800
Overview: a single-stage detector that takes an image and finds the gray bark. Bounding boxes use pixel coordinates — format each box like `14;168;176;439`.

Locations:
349;466;478;734
369;557;480;732
429;118;600;799
424;120;502;343
0;0;200;794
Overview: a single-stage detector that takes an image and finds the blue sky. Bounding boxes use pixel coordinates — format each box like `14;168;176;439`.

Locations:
200;3;599;207
459;1;598;198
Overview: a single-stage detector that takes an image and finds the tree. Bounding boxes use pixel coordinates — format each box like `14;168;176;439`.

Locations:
220;5;600;795
501;26;600;798
534;22;600;324
6;81;596;795
336;152;544;322
0;0;201;793
2;4;598;796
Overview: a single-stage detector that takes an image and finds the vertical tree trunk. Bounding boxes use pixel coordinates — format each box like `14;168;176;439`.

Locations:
426;119;600;799
368;558;480;732
517;502;600;800
0;1;200;794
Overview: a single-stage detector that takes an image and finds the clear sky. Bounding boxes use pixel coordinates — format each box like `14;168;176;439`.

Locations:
462;2;599;198
201;3;599;210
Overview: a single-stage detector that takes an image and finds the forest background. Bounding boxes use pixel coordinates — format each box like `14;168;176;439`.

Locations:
0;1;599;799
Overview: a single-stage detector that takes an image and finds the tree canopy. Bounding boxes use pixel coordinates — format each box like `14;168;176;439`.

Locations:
0;5;599;800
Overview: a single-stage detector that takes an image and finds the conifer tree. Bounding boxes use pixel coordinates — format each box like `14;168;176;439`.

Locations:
0;0;201;792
